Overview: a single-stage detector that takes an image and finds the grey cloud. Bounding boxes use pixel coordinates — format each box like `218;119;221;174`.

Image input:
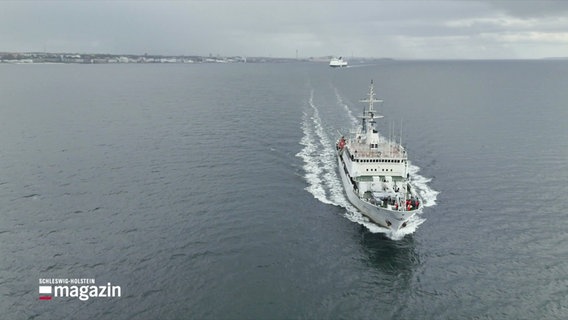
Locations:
1;1;567;59
483;0;568;17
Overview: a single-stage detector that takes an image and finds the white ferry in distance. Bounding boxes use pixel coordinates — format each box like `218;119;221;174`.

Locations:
336;80;422;231
329;57;348;67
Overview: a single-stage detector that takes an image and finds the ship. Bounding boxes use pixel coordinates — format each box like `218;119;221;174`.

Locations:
336;80;422;231
329;57;348;67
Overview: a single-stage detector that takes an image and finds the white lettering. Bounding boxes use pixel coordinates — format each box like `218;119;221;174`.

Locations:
54;286;69;297
51;283;122;300
99;285;107;297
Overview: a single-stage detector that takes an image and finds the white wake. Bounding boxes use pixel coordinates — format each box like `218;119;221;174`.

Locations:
297;87;438;240
297;90;346;206
333;87;358;126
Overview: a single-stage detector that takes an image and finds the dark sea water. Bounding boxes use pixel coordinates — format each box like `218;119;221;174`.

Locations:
1;60;567;319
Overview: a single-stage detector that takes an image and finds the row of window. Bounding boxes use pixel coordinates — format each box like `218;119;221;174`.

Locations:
356;159;404;163
366;168;394;172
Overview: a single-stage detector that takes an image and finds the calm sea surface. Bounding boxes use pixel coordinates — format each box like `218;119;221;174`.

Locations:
1;61;567;319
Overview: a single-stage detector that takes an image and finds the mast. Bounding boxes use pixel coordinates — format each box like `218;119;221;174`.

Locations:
361;106;366;133
400;118;403;149
358;80;384;134
359;80;383;114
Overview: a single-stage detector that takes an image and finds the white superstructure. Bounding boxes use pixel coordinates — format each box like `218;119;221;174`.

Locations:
336;80;422;231
329;57;348;67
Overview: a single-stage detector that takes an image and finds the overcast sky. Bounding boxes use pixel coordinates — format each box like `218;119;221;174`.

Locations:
2;1;568;59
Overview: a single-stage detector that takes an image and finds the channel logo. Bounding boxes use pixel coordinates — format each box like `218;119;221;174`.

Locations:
38;278;121;301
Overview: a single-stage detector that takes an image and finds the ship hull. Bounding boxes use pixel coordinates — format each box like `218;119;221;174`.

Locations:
337;152;417;231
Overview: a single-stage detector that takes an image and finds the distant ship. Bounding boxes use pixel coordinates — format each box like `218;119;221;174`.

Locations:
329;57;348;67
336;80;422;231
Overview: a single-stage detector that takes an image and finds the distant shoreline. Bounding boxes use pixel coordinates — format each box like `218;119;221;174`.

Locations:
1;52;566;64
0;52;300;64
